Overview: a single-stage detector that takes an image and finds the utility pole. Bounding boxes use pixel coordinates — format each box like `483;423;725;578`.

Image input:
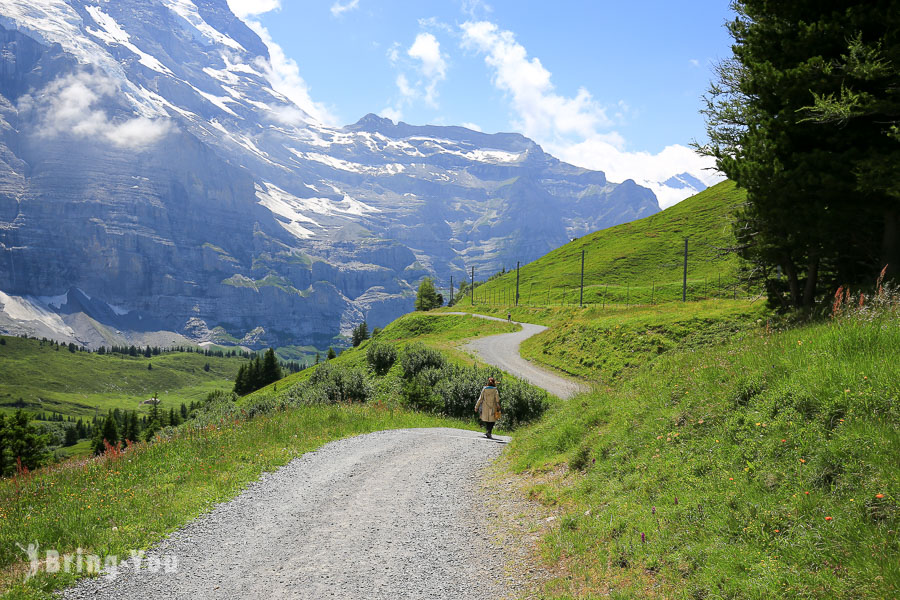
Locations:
515;261;520;306
682;237;689;302
471;267;475;305
579;249;585;307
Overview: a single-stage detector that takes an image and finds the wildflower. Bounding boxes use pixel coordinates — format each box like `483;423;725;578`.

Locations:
641;532;646;543
774;529;779;533
876;494;885;499
698;419;704;424
825;516;833;521
729;477;734;481
674;496;678;505
805;491;809;495
799;459;806;463
781;439;786;443
652;506;656;515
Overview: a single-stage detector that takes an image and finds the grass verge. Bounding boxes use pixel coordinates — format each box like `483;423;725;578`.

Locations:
508;309;899;598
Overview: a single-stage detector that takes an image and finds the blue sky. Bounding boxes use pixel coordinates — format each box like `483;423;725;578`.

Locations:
226;0;736;205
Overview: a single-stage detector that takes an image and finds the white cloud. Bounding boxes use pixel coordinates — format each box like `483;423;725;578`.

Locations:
407;32;447;106
689;58;700;68
461;20;721;207
29;72;172;149
461;121;482;132
330;0;360;18
379;106;402;122
460;0;492;18
396;73;416;99
226;0;280;19
242;20;337;125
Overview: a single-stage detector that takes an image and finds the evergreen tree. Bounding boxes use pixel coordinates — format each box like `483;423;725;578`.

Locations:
4;410;50;472
0;414;8;476
143;419;161;442
180;403;189;420
63;425;79;447
203;362;211;372
698;0;900;306
326;347;336;360
262;348;282;386
351;322;370;347
147;362;152;371
101;411;119;447
314;352;321;365
123;411;140;443
233;364;248;395
414;277;442;311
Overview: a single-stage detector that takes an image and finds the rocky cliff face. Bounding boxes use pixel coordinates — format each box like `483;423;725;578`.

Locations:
0;0;659;351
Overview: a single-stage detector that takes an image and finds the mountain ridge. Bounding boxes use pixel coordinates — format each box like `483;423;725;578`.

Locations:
0;0;661;350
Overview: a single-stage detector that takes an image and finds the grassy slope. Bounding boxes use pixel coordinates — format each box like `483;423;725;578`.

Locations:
0;336;242;418
466;180;745;306
245;312;519;401
509;309;899;599
439;300;767;382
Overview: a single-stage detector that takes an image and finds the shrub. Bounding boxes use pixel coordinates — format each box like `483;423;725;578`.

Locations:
306;362;372;404
401;343;445;378
402;375;442;412
366;341;398;375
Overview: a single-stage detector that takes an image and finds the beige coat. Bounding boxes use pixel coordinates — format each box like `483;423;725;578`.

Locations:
475;386;501;422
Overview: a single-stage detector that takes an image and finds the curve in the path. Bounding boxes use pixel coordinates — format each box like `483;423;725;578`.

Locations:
64;429;509;600
444;312;587;399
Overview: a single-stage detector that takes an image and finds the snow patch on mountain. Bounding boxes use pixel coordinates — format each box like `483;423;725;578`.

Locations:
0;291;77;339
159;0;245;51
84;5;174;75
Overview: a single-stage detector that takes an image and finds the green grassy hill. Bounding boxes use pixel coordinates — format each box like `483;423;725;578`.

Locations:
463;180;745;306
509;301;899;599
0;336;243;418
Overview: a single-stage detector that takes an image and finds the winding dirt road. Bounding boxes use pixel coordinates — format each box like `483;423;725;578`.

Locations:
62;312;577;599
446;312;587;399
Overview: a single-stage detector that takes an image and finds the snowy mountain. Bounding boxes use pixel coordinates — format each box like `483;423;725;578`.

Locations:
0;0;659;350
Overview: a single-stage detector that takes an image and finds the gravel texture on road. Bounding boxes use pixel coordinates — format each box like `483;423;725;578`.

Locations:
62;428;511;600
446;313;587;399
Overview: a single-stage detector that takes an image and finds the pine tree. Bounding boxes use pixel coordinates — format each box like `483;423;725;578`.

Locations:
326;347;336;360
0;414;8;476
351;322;370;347
3;411;50;472
64;425;79;447
233;364;248;395
101;411;119;447
414;277;442;311
261;348;282;385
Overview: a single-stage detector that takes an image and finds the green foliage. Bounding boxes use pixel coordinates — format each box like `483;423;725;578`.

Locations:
510;304;900;598
365;341;398;375
326;347;337;360
402;375;442;412
699;1;900;307
0;410;50;475
414;276;443;311
234;349;282;396
400;342;446;378
351;321;370;347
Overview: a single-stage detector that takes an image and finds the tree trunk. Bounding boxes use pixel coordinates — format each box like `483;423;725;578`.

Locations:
802;254;820;307
882;206;899;281
782;258;801;308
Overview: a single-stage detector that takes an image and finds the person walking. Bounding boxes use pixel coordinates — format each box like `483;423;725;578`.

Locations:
475;377;501;439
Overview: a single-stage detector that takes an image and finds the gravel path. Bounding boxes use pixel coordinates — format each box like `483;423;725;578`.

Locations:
63;428;510;600
445;312;587;399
